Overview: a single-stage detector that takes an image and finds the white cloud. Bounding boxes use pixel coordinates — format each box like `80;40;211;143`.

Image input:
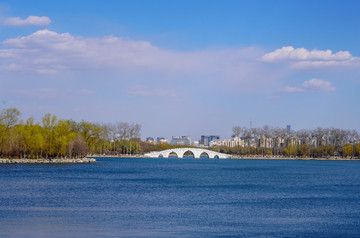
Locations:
282;78;336;93
262;46;352;61
0;29;275;92
4;16;51;26
5;30;354;97
261;46;359;69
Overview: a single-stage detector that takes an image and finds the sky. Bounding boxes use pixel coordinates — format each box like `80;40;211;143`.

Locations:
0;0;359;140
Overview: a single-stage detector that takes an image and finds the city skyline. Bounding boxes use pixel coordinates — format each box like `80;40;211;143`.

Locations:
1;0;360;140
146;125;359;145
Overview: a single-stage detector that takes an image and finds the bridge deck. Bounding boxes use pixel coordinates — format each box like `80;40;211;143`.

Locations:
144;147;231;159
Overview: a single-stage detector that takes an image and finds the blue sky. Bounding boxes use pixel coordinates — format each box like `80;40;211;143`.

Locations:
1;0;359;140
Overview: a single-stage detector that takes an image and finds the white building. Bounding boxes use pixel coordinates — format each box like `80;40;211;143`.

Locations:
209;136;243;148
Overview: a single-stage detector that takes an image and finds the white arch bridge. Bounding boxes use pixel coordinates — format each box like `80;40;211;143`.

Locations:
144;147;232;159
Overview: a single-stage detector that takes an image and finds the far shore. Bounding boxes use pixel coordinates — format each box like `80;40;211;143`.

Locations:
87;154;360;161
0;158;96;164
236;156;360;161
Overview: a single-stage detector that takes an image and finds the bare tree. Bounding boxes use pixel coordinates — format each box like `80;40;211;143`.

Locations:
117;122;129;140
262;125;271;138
130;123;141;139
68;134;89;158
272;127;287;138
329;128;348;149
0;108;21;129
232;126;242;138
0;108;21;155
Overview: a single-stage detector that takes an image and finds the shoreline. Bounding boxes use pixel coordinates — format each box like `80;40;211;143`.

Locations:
0;158;96;164
233;156;360;161
88;154;360;161
1;156;358;163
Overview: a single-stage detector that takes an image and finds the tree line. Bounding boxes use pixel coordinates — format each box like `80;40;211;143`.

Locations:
212;144;360;158
232;125;360;146
2;107;359;159
220;125;360;158
0;107;226;159
0;108;143;159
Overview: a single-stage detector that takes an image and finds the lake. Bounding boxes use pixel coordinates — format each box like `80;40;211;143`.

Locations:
1;157;360;237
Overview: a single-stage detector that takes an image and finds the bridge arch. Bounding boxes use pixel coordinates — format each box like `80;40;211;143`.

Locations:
200;152;210;159
168;151;178;158
183;150;195;158
145;147;231;159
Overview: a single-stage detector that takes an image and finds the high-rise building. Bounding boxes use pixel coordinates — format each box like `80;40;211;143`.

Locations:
286;125;291;134
200;135;220;146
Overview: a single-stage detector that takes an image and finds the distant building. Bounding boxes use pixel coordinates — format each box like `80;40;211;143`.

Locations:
170;136;191;145
146;137;156;144
286;125;291;134
286;136;300;146
157;137;168;144
259;135;266;148
243;137;257;148
192;140;200;146
211;136;243;148
273;137;284;148
200;135;220;146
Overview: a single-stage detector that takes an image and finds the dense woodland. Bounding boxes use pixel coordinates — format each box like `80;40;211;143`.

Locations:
0;108;359;159
0;108;144;158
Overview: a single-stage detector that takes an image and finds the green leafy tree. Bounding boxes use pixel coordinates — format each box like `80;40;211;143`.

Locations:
8;124;23;157
42;113;57;158
324;145;335;156
297;144;311;157
342;144;354;157
355;143;360;157
284;145;297;156
0;108;20;155
54;119;76;156
78;121;104;154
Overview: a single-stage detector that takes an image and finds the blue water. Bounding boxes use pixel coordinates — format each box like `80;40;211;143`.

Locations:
1;158;360;237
